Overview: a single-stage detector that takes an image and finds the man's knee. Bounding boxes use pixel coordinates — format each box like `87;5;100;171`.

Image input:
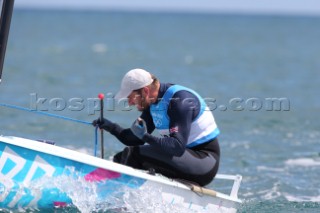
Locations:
113;146;142;168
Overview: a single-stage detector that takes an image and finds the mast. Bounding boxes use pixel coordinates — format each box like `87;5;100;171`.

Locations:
0;0;15;83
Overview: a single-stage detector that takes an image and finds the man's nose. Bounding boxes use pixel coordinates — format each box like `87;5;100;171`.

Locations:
128;97;135;106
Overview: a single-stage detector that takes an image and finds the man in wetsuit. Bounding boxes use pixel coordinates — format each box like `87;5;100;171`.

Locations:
93;68;220;186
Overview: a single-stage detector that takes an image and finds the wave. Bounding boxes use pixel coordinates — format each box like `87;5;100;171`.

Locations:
285;158;320;167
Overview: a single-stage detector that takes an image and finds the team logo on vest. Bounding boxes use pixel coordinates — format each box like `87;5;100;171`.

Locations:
169;126;179;134
151;112;163;127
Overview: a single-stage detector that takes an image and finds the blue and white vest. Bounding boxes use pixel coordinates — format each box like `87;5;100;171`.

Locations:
150;85;220;148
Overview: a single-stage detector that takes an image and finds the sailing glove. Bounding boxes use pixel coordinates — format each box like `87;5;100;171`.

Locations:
92;118;114;132
130;118;147;140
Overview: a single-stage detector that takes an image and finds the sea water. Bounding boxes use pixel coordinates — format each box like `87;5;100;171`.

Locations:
1;8;320;212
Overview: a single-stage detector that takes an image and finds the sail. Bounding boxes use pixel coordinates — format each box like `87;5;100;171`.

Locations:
0;0;15;82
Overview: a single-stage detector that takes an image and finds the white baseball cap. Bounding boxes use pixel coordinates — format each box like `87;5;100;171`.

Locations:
115;68;153;100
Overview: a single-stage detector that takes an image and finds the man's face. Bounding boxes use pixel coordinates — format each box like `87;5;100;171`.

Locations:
127;87;151;111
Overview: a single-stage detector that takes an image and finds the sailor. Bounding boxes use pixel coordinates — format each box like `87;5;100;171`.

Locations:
93;68;220;186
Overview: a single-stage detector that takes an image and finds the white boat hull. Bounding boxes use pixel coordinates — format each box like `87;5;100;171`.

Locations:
0;135;242;212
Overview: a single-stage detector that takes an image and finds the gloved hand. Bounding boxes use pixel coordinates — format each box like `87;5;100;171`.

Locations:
92;118;114;132
130;118;147;139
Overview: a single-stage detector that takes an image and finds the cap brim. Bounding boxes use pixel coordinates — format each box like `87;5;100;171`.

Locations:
115;89;131;100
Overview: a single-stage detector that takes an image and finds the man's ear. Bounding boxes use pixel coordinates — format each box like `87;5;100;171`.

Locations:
143;86;150;96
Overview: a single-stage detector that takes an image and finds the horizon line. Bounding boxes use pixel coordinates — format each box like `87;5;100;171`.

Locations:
13;5;320;18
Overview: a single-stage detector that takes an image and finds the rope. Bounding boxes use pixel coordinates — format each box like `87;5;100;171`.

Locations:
94;126;98;157
1;102;99;156
0;103;91;125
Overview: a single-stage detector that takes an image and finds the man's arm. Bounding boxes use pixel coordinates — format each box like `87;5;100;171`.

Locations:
142;91;200;156
109;109;155;146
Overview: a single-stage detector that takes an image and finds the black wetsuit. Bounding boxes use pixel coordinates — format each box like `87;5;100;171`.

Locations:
108;83;220;186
